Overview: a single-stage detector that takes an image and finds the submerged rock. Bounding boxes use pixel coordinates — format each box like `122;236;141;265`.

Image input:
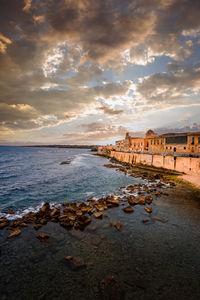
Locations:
65;256;86;270
7;209;15;214
123;206;134;213
60;160;71;165
8;228;21;238
94;212;102;219
114;221;121;231
100;275;124;300
0;218;9;230
152;216;168;223
144;206;152;214
34;224;43;230
142;219;150;223
37;233;49;241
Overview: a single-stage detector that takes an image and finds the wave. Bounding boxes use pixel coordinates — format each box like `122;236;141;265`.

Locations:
0;202;61;221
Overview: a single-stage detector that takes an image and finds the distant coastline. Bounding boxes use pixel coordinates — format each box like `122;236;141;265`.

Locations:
24;145;100;150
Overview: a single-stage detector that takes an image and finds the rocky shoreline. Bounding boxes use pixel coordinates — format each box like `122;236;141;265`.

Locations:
0;160;175;248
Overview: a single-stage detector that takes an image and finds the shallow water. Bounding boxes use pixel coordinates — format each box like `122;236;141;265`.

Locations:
0;147;200;300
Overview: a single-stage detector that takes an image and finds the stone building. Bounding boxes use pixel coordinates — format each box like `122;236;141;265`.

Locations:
115;132;131;151
114;130;200;155
162;132;200;154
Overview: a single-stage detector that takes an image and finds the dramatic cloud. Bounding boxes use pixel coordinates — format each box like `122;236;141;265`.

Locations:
0;0;200;144
135;64;200;103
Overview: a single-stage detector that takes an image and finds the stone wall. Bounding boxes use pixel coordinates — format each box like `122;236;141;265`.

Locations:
98;147;200;175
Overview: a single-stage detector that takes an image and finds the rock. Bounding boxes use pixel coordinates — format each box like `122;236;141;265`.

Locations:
10;219;22;228
22;212;36;223
100;275;124;300
34;224;43;230
7;209;15;214
40;202;50;213
37;233;49;240
114;221;121;231
145;195;153;204
50;207;60;218
0;220;9;230
144;206;152;214
8;228;21;238
105;197;119;207
65;256;86;270
152;216;168;223
60;160;71;165
0;245;1;255
20;222;28;228
123;206;134;213
142;219;150;223
94;212;103;219
62;201;69;206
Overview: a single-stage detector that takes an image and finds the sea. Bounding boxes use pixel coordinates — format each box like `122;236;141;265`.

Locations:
0;146;200;300
0;146;134;219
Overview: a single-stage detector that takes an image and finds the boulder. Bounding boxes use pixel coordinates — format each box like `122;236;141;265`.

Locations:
114;221;121;231
37;233;49;240
8;228;21;238
144;206;152;214
60;160;71;165
34;224;43;230
40;202;50;213
152;216;168;223
7;209;15;214
123;206;134;213
94;212;103;219
65;256;86;270
0;219;9;229
142;219;150;223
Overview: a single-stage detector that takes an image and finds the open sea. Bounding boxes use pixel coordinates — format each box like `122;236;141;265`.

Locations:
0;146;200;300
0;146;134;218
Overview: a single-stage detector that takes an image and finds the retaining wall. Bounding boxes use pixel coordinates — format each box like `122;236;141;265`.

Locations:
98;148;200;175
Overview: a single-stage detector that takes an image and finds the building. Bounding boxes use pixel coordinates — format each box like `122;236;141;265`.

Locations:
114;130;200;155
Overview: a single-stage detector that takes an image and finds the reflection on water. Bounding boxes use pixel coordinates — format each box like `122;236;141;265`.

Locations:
0;181;200;300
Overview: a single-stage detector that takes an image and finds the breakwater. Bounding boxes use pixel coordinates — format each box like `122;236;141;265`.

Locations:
98;147;200;175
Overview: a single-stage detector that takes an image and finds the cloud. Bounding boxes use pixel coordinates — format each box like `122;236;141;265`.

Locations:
155;123;200;134
135;64;200;103
1;0;200;143
62;121;128;143
97;106;124;115
22;0;32;12
0;33;12;54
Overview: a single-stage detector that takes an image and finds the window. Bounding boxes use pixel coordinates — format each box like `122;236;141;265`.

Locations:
191;137;194;145
154;140;156;145
166;147;168;149
161;140;163;144
158;140;160;145
184;146;186;150
151;140;152;145
198;137;200;144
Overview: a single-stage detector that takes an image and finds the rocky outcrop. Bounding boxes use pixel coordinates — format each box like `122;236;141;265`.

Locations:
65;256;86;270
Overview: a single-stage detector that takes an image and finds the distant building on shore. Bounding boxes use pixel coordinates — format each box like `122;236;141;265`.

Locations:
115;130;200;155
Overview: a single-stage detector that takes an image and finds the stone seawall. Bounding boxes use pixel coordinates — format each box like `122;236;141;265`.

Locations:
98;148;200;175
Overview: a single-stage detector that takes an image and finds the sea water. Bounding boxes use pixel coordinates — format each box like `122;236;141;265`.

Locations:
0;146;200;299
0;146;134;218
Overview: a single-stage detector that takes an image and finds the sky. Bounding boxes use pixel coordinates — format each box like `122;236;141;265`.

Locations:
0;0;200;145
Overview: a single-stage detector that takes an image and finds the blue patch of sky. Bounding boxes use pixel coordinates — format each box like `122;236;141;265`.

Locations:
100;56;172;84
